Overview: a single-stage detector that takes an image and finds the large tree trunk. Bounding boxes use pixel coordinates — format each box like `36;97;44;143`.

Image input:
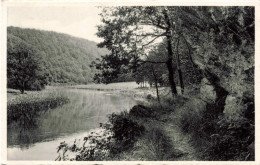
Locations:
164;8;178;97
166;38;178;97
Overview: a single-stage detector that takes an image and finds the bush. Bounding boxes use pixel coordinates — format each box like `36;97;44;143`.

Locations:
176;97;254;160
205;116;254;160
25;79;47;91
129;105;154;118
57;110;146;161
56;128;113;161
107;112;145;153
146;94;153;100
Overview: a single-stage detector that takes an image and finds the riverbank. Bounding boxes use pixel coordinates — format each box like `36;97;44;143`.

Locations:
56;99;200;161
7;84;138;160
56;82;254;161
56;86;203;161
69;82;178;102
7;82;169;103
7;82;254;161
49;83;200;161
7;88;70;125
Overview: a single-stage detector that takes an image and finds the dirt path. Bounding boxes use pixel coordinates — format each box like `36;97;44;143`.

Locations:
158;120;199;160
131;115;200;161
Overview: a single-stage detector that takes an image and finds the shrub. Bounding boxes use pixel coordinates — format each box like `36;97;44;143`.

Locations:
176;96;254;160
26;79;47;91
129;105;154;118
56;128;113;161
57;111;146;161
146;94;153;100
205;116;254;160
107;112;145;153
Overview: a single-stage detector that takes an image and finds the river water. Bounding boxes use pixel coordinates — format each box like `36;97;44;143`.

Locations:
7;88;137;160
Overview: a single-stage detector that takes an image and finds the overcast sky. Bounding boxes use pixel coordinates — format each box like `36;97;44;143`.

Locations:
7;5;103;43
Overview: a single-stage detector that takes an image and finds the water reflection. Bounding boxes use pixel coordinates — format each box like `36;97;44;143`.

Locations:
7;89;136;160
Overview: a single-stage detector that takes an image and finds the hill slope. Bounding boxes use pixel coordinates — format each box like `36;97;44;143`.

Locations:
7;26;109;84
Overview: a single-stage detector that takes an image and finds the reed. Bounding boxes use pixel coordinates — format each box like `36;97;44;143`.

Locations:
7;91;69;124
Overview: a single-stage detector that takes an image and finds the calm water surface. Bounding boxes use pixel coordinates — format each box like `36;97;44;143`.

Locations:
7;88;137;160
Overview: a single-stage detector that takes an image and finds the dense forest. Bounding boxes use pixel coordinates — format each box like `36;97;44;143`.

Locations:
7;26;109;91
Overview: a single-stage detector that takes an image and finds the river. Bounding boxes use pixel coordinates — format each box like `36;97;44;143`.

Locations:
7;88;137;160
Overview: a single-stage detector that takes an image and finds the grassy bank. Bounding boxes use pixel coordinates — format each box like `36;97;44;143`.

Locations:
70;82;140;90
69;82;176;102
7;88;70;125
56;103;196;161
56;87;198;161
56;84;254;161
138;90;254;161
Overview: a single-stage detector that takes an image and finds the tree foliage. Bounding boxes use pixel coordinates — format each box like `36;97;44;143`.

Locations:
93;6;254;97
94;7;184;95
7;34;48;93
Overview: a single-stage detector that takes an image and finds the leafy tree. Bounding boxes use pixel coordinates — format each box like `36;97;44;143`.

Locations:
93;6;253;98
7;34;48;93
95;7;184;96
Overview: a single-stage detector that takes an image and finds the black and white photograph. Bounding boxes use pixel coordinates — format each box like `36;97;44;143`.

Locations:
0;1;257;163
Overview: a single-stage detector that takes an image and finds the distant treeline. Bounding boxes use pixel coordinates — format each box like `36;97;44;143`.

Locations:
7;26;109;91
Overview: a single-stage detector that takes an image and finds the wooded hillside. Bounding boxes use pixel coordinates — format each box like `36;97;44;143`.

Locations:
7;26;109;85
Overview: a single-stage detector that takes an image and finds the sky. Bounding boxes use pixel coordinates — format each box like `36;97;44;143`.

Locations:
7;5;103;43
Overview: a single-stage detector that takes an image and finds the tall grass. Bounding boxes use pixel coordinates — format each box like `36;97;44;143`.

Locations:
7;91;69;125
141;89;254;161
138;128;183;160
171;96;254;160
